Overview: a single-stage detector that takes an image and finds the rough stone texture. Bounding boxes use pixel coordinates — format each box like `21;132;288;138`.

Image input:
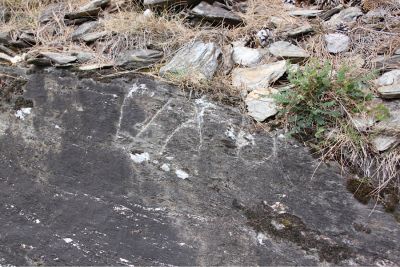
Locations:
71;21;102;41
288;9;323;18
191;1;242;25
287;25;314;38
143;0;198;7
232;46;265;67
0;68;400;265
81;31;108;43
372;135;398;152
232;60;287;91
378;84;400;99
324;33;350;54
372;55;400;70
39;3;66;24
79;0;110;11
245;88;278;122
377;69;400;86
326;7;363;26
159;41;221;81
116;49;163;69
269;41;309;59
0;5;10;23
39;52;77;65
64;8;101;20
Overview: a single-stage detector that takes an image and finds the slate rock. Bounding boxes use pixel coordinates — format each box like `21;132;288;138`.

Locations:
324;33;350;54
78;63;113;71
116;49;163;69
326;7;362;26
143;0;198;7
245;88;278;122
232;46;265;67
372;135;398;152
0;68;400;266
71;51;96;63
377;70;400;86
39;3;65;24
79;0;110;11
289;9;323;18
191;1;242;25
65;8;101;20
372;55;400;70
287;25;314;38
81;31;108;43
0;44;16;56
232;60;287;91
269;41;309;58
319;4;344;20
160;41;221;81
39;52;77;65
71;21;102;41
378;84;400;99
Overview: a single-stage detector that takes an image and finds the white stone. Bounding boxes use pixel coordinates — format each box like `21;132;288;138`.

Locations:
176;169;189;179
161;163;170;172
130;152;150;163
324;33;350;54
232;46;264;67
232;60;287;91
245;88;278;122
372;136;398;152
378;84;400;99
377;70;400;86
289;9;323;18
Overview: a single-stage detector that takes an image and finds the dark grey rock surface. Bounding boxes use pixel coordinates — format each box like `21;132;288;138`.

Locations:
0;67;399;266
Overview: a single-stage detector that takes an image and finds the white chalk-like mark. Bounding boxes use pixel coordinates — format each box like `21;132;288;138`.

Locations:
136;99;172;138
175;169;189;179
194;97;215;151
15;107;32;120
119;258;130;263
225;127;236;140
34;219;40;224
270;202;287;214
160;119;193;154
130;152;150;164
116;84;148;139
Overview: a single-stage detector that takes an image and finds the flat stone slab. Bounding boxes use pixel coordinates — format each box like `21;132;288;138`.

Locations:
191;1;242;25
0;68;399;265
269;41;309;58
378;84;400;99
325;33;350;54
232;60;287;91
289;9;323;18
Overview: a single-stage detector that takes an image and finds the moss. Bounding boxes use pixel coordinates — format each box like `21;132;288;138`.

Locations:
243;202;353;264
346;178;374;205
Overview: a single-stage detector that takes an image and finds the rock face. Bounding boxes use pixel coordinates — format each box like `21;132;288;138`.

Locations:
160;41;221;81
0;68;400;266
324;33;350;54
269;41;309;59
232;60;287;91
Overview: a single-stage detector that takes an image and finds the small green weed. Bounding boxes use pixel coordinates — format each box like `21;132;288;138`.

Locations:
274;60;375;140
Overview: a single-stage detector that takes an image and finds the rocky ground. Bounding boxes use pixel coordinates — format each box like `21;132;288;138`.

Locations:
0;0;400;265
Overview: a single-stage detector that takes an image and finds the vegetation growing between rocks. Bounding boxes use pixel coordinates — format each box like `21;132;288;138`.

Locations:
274;60;399;203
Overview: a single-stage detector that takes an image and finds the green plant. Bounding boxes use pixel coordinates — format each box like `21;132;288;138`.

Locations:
274;60;375;140
369;103;390;122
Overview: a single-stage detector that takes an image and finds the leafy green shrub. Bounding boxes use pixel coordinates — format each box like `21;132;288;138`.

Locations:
274;60;375;139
